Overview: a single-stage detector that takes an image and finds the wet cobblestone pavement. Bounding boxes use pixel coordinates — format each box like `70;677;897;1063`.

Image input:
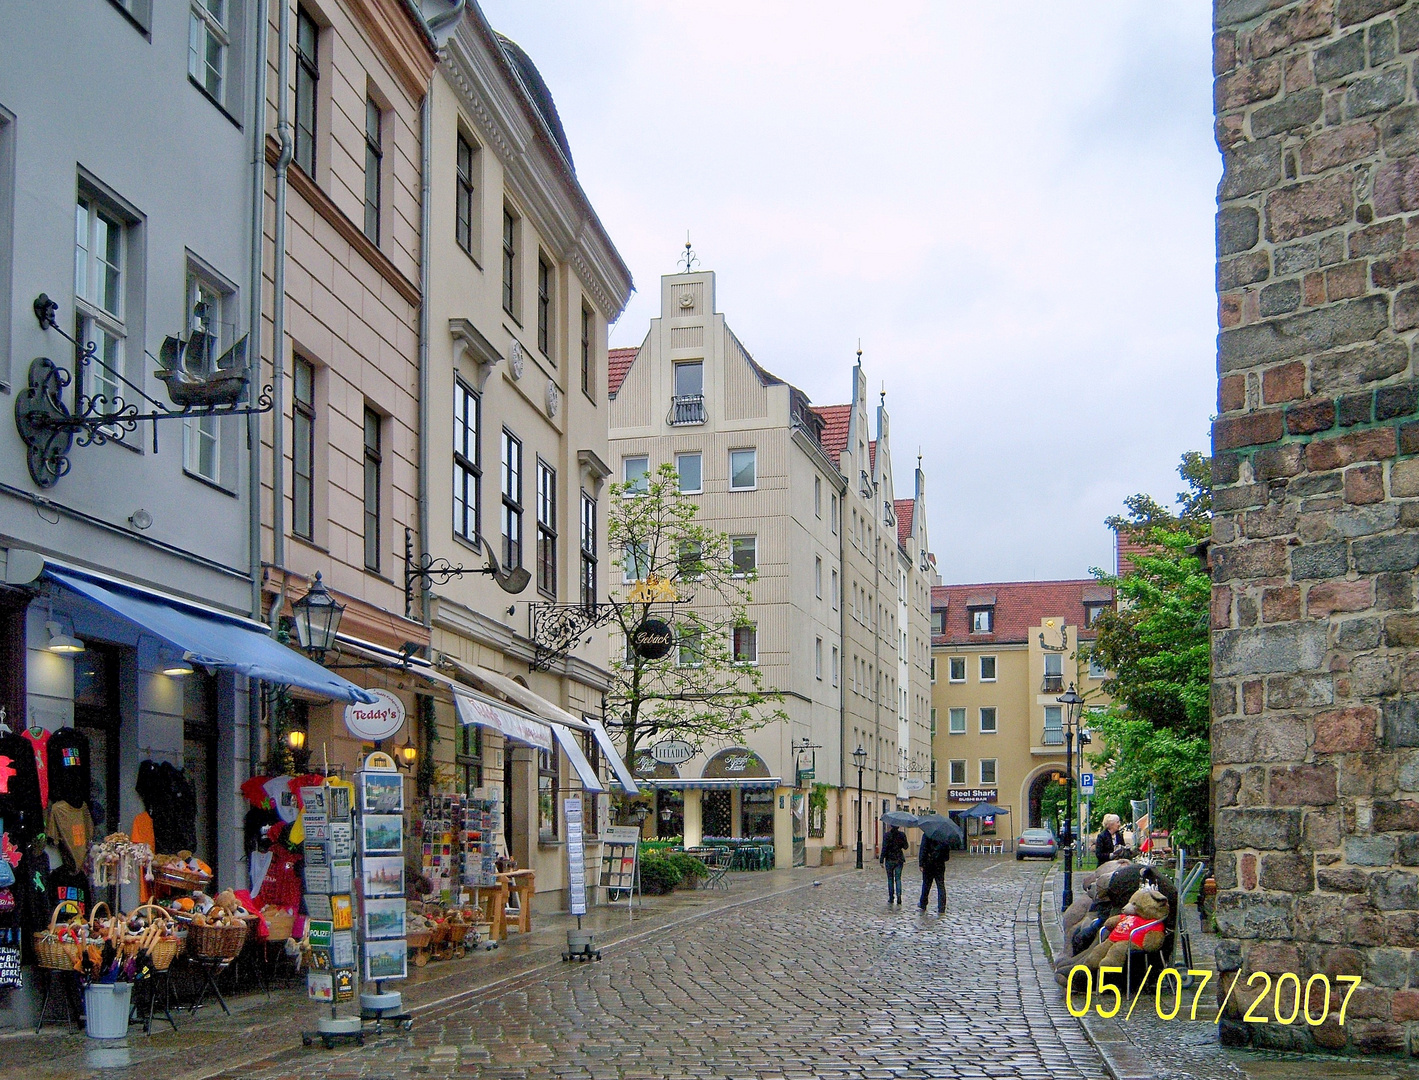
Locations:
211;858;1100;1080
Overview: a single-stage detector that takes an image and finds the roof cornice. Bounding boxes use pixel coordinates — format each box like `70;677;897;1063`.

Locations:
437;16;632;321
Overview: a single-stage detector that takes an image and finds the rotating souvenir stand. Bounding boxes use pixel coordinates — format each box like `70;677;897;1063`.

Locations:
417;789;500;940
299;775;364;1048
599;825;641;910
353;756;411;1035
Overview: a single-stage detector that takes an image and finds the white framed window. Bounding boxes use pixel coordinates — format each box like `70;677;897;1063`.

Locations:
949;656;966;682
949;707;966;734
814;556;822;598
1089;655;1108;680
182;266;234;484
1043;705;1063;745
831;493;838;532
949;759;966;785
364;96;383;244
74;193;128;426
455;132;478;256
831;646;839;687
189;0;229;102
931;610;946;635
731;535;756;576
454;378;480;543
831;569;839;610
500;429;523;570
979;707;997;734
678;625;703;668
294;8;319;175
623;541;650;583
930;707;937;734
1085;602;1110;627
732;623;758;664
980;759;997;785
979;655;997;682
675;452;702;493
729;447;757;490
623;455;649;494
929;657;936;683
814;475;822;517
971;607;994;634
580;489;597;609
815;637;823;680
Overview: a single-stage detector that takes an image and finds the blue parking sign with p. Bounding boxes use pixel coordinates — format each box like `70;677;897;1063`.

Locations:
1079;772;1094;792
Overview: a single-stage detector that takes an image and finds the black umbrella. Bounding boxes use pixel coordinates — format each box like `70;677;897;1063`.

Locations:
881;811;920;828
915;813;963;845
962;802;1010;819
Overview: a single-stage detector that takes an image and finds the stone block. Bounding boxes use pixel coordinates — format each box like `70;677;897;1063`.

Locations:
1374;572;1413;609
1403;422;1419;454
1222;138;1284;200
1380;104;1419;157
1343;655;1399;698
1249;941;1304;975
1391;988;1419;1019
1287;399;1337;434
1402;834;1419;866
1307;579;1374;615
1263;586;1302;622
1375;154;1419;216
1339;751;1399;796
1399;750;1419;790
1255;443;1306;478
1265;173;1355;243
1220;373;1247;412
1338;0;1404;25
1261;360;1305;403
1367;948;1411;988
1269;763;1338;804
1216;483;1268;512
1402;5;1419;50
1346;67;1410;119
1212;539;1289;578
1336;615;1383;651
1291;541;1349;579
1384;696;1419;748
1215;622;1329;675
1218;205;1260;255
1241;852;1259;889
1219;250;1272;290
1307;428;1400;472
1214;715;1310;762
1215;892;1294;939
1346;906;1392;947
1310;340;1410;394
1262;278;1303;316
1216;679;1240;717
1373;249;1419;288
1346;464;1386;503
1256;0;1339;51
1354;532;1419;573
1261;852;1315;891
1386;614;1419;646
1339;391;1376;426
1376;382;1419;421
1216;59;1283;112
1215;853;1239;891
1254;87;1324;138
1371;871;1419;910
1214;411;1285;450
1217;807;1303;850
1318;866;1370;891
1350;217;1403;259
1335;502;1398;537
1348;835;1399;865
1392;458;1419;497
1388;911;1419;945
1351;1020;1407;1054
1295;895;1349;942
1370;18;1398;62
1289;471;1344;497
1373;799;1419;831
1315;706;1380;753
1218;295;1388;373
1305;807;1342;847
1217;769;1243;808
1276;238;1320;275
1314;29;1367;82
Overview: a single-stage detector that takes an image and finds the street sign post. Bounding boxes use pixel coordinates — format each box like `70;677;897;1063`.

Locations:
1079;772;1094;795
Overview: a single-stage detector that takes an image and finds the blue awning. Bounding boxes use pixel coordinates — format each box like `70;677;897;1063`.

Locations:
47;570;376;704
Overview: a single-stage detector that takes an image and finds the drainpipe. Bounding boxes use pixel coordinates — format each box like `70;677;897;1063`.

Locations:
270;0;294;573
426;0;466;34
417;90;431;627
247;0;271;777
837;470;848;851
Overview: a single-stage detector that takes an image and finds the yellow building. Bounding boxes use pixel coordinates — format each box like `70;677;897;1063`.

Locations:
929;580;1114;841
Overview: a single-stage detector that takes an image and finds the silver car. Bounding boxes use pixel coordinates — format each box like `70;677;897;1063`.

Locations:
1016;828;1058;860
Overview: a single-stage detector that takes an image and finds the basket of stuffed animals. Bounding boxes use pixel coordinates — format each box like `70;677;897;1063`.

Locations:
123;905;183;971
153;853;212;893
33;901;85;971
185;893;250;961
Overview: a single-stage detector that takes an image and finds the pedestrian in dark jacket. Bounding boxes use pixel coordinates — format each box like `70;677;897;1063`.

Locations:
880;826;908;905
918;835;948;913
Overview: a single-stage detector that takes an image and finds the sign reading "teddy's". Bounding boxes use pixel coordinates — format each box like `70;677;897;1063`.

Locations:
343;688;406;742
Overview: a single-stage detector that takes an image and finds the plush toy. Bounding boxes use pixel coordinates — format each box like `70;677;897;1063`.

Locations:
1055;884;1171;987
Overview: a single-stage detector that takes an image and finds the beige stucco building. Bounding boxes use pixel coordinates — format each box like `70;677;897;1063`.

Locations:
929;580;1114;840
608;268;934;866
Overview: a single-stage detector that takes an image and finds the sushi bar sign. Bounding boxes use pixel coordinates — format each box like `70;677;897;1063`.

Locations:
344;688;406;742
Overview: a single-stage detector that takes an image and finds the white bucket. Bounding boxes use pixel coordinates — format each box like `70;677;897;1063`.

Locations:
84;983;133;1039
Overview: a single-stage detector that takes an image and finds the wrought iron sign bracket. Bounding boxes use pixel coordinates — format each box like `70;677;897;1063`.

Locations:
15;294;274;488
530;602;620;672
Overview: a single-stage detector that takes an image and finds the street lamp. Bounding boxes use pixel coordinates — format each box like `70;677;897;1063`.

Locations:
852;744;868;870
1057;683;1084;911
291;571;345;661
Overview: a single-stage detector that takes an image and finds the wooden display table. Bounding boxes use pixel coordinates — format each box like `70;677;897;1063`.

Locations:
498;870;535;935
468;882;510;941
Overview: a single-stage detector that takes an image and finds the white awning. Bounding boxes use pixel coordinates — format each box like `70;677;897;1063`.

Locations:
587;716;639;795
454;690;552;752
551;723;604;793
439;656;590;730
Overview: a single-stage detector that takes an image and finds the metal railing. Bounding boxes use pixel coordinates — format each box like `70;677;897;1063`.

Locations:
1041;674;1064;693
1041;728;1064;746
668;394;706;425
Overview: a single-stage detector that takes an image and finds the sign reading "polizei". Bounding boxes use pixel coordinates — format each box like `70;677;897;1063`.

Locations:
947;787;997;802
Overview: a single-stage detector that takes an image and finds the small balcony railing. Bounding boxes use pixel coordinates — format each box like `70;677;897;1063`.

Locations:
668;394;706;426
1041;728;1065;746
1041;674;1064;693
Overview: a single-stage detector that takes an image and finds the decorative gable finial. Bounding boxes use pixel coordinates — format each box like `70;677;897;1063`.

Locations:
677;232;699;273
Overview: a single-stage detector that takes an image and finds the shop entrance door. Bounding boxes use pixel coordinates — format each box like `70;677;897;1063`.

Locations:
702;790;731;838
72;644;120;834
791;793;806;866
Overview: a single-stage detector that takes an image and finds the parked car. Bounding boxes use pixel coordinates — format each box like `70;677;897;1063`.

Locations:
1016;828;1059;860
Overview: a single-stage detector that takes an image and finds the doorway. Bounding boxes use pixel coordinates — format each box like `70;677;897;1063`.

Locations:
72;644;120;834
703;790;731;837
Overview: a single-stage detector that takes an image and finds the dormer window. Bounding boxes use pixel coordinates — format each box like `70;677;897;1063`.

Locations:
1084;602;1110;627
970;607;993;634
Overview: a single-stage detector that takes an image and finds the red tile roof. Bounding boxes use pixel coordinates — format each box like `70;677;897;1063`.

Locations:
607;346;638;398
1115;532;1154;577
930;579;1113;647
812;404;851;460
894;499;914;547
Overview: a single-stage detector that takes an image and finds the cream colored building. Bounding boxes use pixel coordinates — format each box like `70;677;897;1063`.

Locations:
929;580;1114;841
608;268;934;866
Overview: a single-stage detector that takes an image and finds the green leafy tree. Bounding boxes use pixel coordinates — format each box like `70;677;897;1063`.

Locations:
1086;453;1212;848
604;463;786;782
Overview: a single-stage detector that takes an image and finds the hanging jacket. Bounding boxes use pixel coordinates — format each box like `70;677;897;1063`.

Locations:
45;728;91;815
0;731;45;847
136;760;198;856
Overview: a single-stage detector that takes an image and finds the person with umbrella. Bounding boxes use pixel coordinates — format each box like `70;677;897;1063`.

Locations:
914;813;961;914
879;813;913;905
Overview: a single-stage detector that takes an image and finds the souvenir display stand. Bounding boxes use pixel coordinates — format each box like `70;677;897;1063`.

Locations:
561;797;598;962
599;825;641;909
299;775;364;1048
416;790;500;947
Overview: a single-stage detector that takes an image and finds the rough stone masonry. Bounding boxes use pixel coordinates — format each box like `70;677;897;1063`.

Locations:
1213;0;1419;1057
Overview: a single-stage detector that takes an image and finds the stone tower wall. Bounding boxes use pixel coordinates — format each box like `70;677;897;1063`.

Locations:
1213;0;1419;1055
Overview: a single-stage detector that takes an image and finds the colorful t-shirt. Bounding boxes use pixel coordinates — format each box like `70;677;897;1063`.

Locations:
20;728;50;808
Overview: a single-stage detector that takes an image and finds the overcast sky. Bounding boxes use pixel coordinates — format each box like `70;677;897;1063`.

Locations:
479;1;1219;584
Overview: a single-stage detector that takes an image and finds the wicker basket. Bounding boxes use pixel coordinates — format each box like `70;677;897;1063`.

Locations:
125;905;183;971
33;902;84;971
406;929;433;949
186;918;248;960
153;862;211;892
260;906;295;942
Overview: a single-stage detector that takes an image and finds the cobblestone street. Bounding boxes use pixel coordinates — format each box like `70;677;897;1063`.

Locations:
216;858;1101;1080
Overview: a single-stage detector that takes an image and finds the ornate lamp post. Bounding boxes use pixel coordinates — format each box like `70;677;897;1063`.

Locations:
1057;683;1084;910
291;572;345;661
852;744;868;870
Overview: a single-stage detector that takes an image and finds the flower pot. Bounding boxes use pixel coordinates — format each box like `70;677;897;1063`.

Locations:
84;982;133;1039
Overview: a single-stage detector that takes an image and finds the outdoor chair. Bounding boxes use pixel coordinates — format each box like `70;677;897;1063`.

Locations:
704;848;731;890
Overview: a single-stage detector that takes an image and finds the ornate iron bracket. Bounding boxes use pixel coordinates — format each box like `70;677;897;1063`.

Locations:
403;527;529;617
530;602;620;672
14;294;275;489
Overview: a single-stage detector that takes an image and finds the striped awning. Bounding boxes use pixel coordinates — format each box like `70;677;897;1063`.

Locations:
637;777;783;791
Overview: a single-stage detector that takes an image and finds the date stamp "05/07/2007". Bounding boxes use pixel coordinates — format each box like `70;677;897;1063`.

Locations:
1064;967;1363;1026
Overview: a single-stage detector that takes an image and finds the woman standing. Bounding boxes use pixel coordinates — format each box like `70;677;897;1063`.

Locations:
1095;813;1128;864
880;825;908;905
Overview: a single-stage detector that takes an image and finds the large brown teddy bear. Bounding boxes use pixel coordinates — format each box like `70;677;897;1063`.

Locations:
1055;884;1170;987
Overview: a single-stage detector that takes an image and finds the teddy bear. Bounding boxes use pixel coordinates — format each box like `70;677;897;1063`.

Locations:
1055;884;1171;987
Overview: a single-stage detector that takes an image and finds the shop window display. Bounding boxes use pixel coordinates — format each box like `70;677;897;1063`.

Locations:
741;789;774;839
